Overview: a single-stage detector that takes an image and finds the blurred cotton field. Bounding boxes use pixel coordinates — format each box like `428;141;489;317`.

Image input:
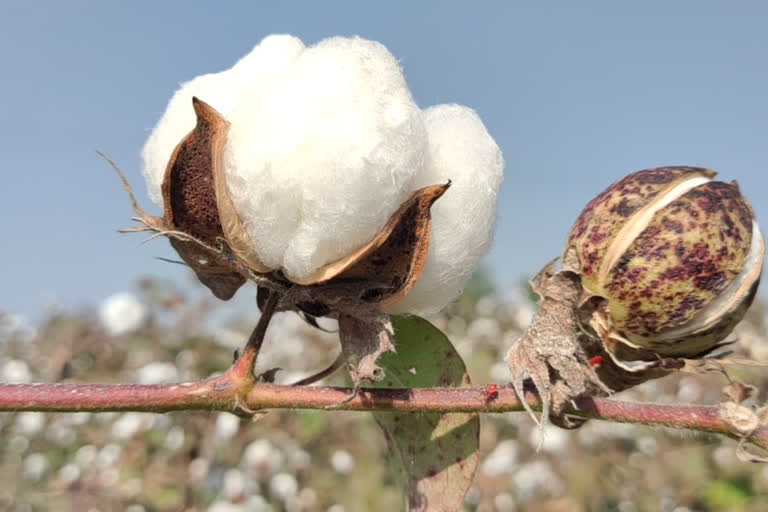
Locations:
1;274;768;511
141;35;503;314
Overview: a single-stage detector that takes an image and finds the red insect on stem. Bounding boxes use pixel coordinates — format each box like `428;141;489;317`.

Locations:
483;383;499;400
589;355;604;367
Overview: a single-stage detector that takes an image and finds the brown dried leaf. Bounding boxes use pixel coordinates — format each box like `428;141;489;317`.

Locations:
505;267;610;427
160;98;247;300
292;183;450;305
721;398;768;463
506;259;673;429
719;401;760;437
338;310;395;385
736;439;768;463
758;405;768;425
723;380;758;404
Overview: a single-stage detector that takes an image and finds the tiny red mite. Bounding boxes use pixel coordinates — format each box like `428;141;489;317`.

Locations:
483;383;499;399
588;355;604;367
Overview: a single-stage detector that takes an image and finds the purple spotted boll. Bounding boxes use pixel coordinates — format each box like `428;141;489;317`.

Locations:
565;166;765;357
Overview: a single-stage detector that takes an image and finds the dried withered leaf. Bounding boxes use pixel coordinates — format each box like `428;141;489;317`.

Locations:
505;263;609;428
723;380;758;404
721;399;768;463
758;405;768;425
160;97;246;300
736;440;768;463
719;401;760;437
292;183;451;305
338;310;395;385
506;259;673;430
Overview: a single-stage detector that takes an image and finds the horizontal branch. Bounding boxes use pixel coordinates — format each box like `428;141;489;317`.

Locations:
0;380;764;451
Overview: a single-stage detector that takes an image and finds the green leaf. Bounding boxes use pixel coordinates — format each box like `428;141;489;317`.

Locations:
371;315;479;512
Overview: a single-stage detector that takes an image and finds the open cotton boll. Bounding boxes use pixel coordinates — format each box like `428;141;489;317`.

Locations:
141;35;504;313
385;105;504;314
222;36;427;278
141;34;305;207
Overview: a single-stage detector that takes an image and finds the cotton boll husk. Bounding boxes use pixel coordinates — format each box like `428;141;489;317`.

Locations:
223;36;427;278
141;35;305;207
385;105;503;314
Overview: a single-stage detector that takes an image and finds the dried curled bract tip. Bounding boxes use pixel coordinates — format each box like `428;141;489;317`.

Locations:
296;182;450;301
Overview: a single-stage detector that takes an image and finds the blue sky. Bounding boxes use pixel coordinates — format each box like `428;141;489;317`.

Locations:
2;2;767;321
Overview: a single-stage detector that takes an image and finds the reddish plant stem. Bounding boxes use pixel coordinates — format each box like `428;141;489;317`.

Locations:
229;292;279;382
0;381;764;450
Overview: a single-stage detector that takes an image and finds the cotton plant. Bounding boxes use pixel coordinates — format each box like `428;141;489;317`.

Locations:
120;34;503;385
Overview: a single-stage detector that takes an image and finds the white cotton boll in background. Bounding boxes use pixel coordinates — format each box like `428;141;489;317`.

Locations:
386;105;504;314
481;439;519;476
141;34;305;207
99;293;147;336
23;453;48;481
224;36;426;278
269;472;299;501
330;449;355;474
15;412;46;437
214;412;241;441
207;502;244;512
135;362;179;385
1;359;31;383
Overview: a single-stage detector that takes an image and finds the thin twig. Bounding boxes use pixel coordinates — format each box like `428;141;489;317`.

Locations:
228;292;280;382
291;352;346;386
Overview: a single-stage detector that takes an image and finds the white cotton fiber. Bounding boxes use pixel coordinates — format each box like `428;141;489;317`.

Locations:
141;35;306;207
142;35;504;312
384;105;504;314
223;37;427;278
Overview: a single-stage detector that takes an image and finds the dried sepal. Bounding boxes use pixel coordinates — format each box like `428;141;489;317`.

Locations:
723;380;758;405
505;261;611;428
292;182;450;298
506;259;675;429
157;97;248;300
718;382;768;463
338;310;395;385
188;99;273;275
720;401;761;438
